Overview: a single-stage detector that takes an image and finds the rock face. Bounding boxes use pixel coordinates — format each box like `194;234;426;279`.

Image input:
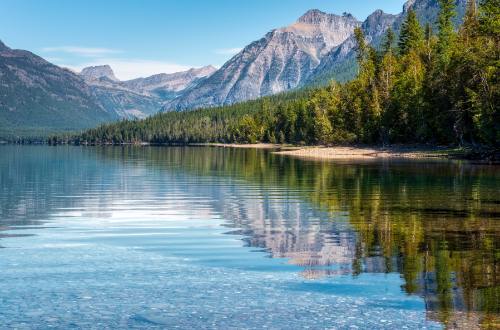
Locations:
400;0;467;26
80;65;216;118
165;0;469;111
80;65;118;82
307;10;398;85
123;65;216;97
304;0;467;85
164;10;361;111
0;40;114;135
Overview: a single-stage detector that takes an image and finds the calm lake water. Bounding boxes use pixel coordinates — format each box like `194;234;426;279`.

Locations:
0;146;499;329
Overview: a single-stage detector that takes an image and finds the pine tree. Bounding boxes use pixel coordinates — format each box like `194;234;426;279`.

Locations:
462;0;479;39
437;0;457;62
448;1;480;145
354;27;367;65
474;0;500;145
398;10;424;55
382;28;395;54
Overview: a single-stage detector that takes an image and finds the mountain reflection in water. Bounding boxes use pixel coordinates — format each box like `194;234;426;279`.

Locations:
1;146;498;328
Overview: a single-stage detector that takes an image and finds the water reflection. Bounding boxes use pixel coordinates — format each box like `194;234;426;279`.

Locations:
1;145;499;328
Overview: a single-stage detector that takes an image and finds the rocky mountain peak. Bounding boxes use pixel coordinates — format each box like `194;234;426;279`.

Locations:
363;10;397;38
403;0;418;13
163;9;362;111
0;40;9;51
186;65;217;78
297;9;330;24
297;9;358;25
278;9;361;58
81;65;118;82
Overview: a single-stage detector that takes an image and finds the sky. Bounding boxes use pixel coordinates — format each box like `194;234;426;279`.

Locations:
0;0;407;80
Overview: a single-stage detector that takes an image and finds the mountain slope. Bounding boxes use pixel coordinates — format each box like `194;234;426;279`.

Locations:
164;0;469;111
81;65;118;82
0;40;115;137
306;10;398;85
164;10;360;111
306;0;468;85
123;65;216;98
81;65;216;118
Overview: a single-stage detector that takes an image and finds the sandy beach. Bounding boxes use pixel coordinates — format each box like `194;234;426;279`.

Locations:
274;146;456;160
202;143;458;160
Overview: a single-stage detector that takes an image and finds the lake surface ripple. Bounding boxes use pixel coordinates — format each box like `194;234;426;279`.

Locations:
0;146;498;329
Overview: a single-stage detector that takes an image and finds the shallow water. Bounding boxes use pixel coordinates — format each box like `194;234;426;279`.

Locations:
0;146;498;329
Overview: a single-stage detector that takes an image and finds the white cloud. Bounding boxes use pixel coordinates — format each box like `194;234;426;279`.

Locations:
41;46;122;57
214;47;243;56
59;58;193;80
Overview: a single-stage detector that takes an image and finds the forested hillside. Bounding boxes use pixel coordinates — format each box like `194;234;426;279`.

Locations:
0;41;115;140
67;0;498;147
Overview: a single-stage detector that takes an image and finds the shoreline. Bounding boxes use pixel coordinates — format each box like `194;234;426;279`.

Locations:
5;142;498;162
201;143;499;162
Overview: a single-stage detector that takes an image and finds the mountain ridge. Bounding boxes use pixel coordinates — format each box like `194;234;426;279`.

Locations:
163;0;469;111
0;40;115;136
163;10;361;111
79;64;216;118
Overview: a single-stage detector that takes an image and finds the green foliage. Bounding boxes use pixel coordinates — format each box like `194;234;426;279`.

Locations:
478;0;500;37
398;10;424;55
67;3;499;148
437;0;457;63
354;27;368;64
382;28;396;54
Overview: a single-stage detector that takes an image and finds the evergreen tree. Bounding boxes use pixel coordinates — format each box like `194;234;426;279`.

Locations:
398;10;424;55
462;0;479;38
354;27;367;65
474;0;500;145
382;28;395;54
436;0;457;62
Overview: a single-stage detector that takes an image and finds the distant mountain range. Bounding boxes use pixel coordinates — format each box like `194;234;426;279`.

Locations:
0;40;113;136
0;0;468;137
80;64;215;119
0;40;215;136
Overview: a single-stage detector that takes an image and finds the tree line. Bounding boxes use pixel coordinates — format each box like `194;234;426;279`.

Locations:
56;0;499;147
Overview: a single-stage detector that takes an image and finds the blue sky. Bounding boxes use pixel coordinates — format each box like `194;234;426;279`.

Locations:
0;0;406;80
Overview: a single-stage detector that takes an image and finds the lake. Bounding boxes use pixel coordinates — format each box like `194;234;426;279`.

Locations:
0;146;498;329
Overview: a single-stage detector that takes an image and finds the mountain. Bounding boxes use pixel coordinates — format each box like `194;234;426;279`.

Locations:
164;10;360;111
306;10;398;85
80;65;118;82
123;65;216;98
302;0;467;86
164;0;469;111
400;0;467;27
0;38;215;136
0;0;471;137
0;40;114;137
80;65;216;119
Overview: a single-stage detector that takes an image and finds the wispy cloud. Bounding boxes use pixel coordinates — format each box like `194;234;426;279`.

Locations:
59;59;193;80
41;46;122;58
214;47;243;56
